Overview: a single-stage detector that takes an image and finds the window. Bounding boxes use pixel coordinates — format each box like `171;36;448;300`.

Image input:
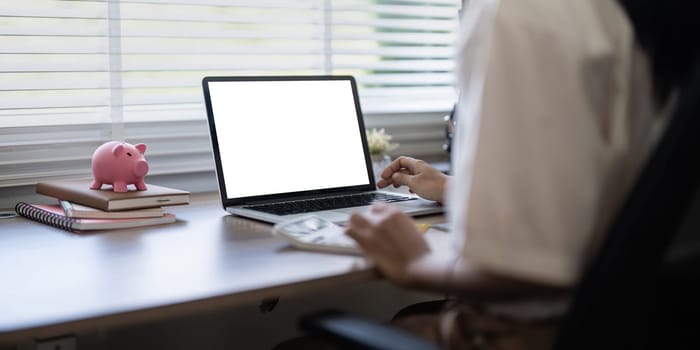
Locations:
0;0;460;193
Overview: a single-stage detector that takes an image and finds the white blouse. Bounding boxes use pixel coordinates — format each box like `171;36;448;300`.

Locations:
448;0;663;288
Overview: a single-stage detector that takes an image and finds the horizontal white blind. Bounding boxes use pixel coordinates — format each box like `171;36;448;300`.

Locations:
0;0;460;188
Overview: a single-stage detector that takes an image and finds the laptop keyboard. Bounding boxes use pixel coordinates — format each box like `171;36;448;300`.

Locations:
243;192;416;215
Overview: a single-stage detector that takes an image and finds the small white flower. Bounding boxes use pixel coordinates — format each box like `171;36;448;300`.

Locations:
366;128;399;156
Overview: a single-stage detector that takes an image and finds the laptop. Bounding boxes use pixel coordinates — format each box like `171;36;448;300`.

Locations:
202;75;443;224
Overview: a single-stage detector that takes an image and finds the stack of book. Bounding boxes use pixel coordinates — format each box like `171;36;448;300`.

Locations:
15;180;190;232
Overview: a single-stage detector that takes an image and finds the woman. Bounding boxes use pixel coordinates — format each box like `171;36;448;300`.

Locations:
345;0;698;348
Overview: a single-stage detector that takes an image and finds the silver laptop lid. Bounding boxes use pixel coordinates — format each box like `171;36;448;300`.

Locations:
202;75;375;208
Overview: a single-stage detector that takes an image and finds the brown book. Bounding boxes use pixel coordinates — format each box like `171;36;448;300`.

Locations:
36;180;190;211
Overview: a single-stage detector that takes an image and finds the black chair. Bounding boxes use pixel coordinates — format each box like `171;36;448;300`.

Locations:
298;61;700;350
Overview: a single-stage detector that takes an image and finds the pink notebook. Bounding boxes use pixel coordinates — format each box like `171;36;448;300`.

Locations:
15;202;176;232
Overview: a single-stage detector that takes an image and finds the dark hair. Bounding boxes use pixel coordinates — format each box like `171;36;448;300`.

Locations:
617;0;700;106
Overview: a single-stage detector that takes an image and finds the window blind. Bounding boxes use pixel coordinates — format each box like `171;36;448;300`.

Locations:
0;0;460;189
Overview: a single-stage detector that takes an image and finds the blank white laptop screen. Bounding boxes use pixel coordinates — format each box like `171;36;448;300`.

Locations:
207;79;370;199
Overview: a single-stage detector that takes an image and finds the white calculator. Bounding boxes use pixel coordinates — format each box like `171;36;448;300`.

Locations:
272;215;361;254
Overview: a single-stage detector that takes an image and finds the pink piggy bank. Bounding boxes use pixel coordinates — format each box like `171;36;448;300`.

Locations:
91;141;149;193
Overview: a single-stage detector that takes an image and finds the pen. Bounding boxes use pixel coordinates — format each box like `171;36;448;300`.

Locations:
0;211;18;219
415;223;431;234
59;200;73;217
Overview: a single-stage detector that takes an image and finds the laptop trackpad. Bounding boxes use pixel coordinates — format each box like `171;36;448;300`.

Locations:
314;210;354;224
316;206;377;224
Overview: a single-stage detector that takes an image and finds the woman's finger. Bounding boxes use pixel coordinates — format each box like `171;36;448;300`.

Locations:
345;212;373;242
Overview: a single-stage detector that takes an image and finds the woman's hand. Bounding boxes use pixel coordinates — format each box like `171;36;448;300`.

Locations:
376;156;449;203
345;204;431;286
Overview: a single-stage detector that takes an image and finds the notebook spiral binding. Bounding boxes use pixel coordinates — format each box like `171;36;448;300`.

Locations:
14;202;76;232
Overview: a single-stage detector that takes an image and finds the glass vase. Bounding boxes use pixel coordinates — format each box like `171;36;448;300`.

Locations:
371;154;392;183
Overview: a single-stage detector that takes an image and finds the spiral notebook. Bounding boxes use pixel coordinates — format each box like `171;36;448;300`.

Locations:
15;202;176;232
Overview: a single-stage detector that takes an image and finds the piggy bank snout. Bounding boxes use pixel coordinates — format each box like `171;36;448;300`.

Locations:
135;160;149;177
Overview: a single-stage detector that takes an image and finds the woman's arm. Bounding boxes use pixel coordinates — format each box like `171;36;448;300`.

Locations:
345;204;566;303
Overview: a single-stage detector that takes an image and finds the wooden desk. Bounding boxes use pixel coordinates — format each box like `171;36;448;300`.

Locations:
0;193;447;344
